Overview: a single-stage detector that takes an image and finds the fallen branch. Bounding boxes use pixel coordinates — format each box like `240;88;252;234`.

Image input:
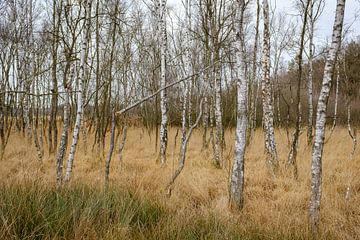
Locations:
115;64;215;116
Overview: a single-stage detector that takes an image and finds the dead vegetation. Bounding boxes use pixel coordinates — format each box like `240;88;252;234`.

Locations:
1;127;359;239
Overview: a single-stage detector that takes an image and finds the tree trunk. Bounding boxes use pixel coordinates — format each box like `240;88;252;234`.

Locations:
105;108;116;186
307;0;315;145
64;1;91;182
287;0;310;179
262;0;278;175
214;60;223;167
181;0;192;146
165;100;203;196
249;0;260;143
56;88;70;186
158;0;168;165
229;0;248;210
309;0;346;235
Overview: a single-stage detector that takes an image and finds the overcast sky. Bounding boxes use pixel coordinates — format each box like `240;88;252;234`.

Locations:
167;0;360;43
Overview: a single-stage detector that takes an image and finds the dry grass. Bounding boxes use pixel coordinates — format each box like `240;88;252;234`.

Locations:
1;127;359;239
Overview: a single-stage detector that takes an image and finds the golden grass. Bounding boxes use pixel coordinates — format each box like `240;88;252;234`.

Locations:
1;127;359;239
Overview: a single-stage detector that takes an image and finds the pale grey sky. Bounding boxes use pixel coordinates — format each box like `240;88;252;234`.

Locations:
271;0;360;42
167;0;360;43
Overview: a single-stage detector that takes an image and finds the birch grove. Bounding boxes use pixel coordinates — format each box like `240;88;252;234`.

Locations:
0;0;358;238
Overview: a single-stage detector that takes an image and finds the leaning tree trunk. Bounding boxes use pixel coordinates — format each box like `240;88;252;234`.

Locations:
56;87;70;186
229;0;248;210
287;0;310;179
158;0;168;165
309;0;345;235
64;1;91;182
165;99;203;197
307;0;315;145
261;0;278;175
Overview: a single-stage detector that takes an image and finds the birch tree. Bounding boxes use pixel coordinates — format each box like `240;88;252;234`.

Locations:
248;0;260;142
181;0;193;146
55;0;80;185
287;0;311;179
229;0;248;210
307;0;324;145
309;0;346;235
158;0;168;165
64;0;92;182
165;99;203;196
48;0;62;154
262;0;278;174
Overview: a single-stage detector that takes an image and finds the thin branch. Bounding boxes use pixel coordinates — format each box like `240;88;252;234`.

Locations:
115;63;216;116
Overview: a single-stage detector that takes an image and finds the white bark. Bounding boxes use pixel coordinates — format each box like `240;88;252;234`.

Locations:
249;0;260;141
332;64;340;131
262;0;278;174
214;62;223;168
229;0;248;210
165;99;203;196
159;0;168;165
202;94;209;150
32;85;43;162
24;0;34;142
56;87;70;186
181;0;192;146
309;0;346;235
118;126;128;164
307;0;315;144
64;1;91;182
105;108;116;186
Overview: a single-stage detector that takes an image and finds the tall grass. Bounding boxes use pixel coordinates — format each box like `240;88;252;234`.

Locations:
0;184;165;239
0;183;319;240
1;128;359;239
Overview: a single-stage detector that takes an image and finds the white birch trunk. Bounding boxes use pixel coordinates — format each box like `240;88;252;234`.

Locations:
229;0;248;210
105;108;116;186
214;63;223;167
307;1;315;144
309;0;346;235
56;87;70;186
64;1;91;182
262;0;278;174
32;86;43;162
202;94;209;150
159;0;168;165
24;0;34;143
181;0;192;146
118;125;128;165
332;64;340;131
